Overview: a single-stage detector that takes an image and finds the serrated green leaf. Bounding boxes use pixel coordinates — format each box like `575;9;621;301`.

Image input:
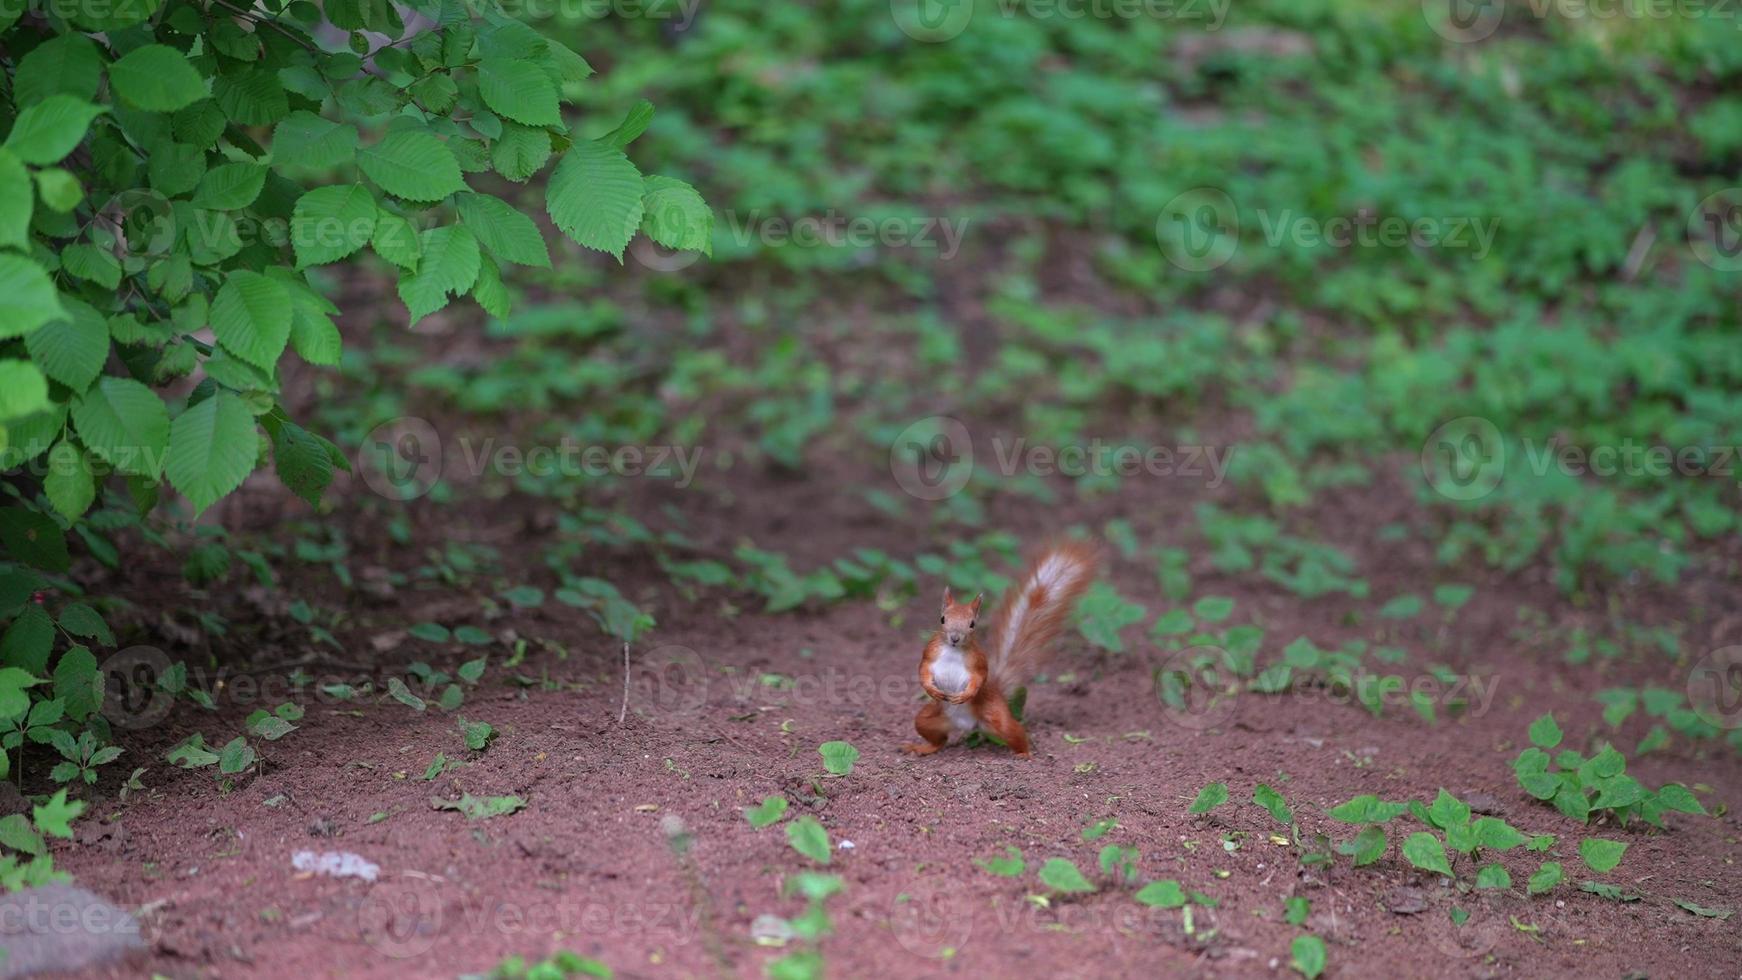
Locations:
490;122;551;182
455;192;550;268
397;225;479;324
270;419;333;507
0;255;66;339
62;244;120;289
0;813;44;855
408;73;459;114
1;606;53;675
602;100;654;147
72;377;169;477
371;211;421;270
358;129;464;202
271;112;359;170
640;175;712;255
51;645;98;719
165;391;258;515
191;162;266;210
25;299;107;391
14;34;101;107
3;95;105;165
213;68;287;125
471;254;509;318
288;301;342;366
546;140;643;260
477;57;561;127
43;440;95;521
109;44;207;112
146;141;206;197
0;150;31;251
291;184;376;268
211;270;292;371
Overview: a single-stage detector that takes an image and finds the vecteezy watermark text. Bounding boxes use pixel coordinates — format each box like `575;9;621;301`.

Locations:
888;416;1233;501
451;437;702;486
1422;0;1742;44
1156;188;1501;272
357;417;703;501
1421;417;1742;502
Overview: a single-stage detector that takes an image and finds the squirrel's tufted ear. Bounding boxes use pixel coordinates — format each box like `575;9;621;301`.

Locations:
970;593;983;614
942;586;954;608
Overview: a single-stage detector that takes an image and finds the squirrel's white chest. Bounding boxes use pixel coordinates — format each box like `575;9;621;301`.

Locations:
931;645;979;733
931;645;971;695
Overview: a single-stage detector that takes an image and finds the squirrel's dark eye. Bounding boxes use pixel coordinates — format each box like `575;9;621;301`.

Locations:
969;620;976;628
940;616;945;624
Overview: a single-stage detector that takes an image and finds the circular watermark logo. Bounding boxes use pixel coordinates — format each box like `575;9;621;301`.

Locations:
358;874;442;960
888;877;974;958
889;416;974;501
1688;189;1742;273
1156;187;1239;272
1420;416;1505;501
629;644;710;717
105;189;177;259
1422;0;1505;43
890;0;974;42
358;417;443;501
100;646;175;731
1151;645;1237;731
1688;645;1742;730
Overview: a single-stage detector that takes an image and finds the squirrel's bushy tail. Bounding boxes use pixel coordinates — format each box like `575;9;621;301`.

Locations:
988;540;1099;692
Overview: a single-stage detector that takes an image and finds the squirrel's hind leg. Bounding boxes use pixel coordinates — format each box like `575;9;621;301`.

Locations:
902;701;950;756
975;695;1032;757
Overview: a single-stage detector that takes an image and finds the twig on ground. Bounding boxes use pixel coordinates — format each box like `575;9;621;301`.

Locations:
619;640;630;724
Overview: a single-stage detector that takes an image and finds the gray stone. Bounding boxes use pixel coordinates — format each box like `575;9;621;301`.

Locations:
0;884;144;978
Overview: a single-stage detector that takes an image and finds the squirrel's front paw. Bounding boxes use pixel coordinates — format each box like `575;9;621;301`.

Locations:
947;693;972;704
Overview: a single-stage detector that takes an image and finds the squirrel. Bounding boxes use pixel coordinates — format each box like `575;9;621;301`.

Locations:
902;541;1098;758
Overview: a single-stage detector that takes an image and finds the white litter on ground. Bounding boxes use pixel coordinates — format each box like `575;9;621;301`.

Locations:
291;850;380;882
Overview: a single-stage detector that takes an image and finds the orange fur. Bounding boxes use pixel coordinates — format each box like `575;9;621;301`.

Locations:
902;542;1099;758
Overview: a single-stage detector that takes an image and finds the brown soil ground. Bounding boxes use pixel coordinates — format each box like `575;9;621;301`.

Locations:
42;418;1742;979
